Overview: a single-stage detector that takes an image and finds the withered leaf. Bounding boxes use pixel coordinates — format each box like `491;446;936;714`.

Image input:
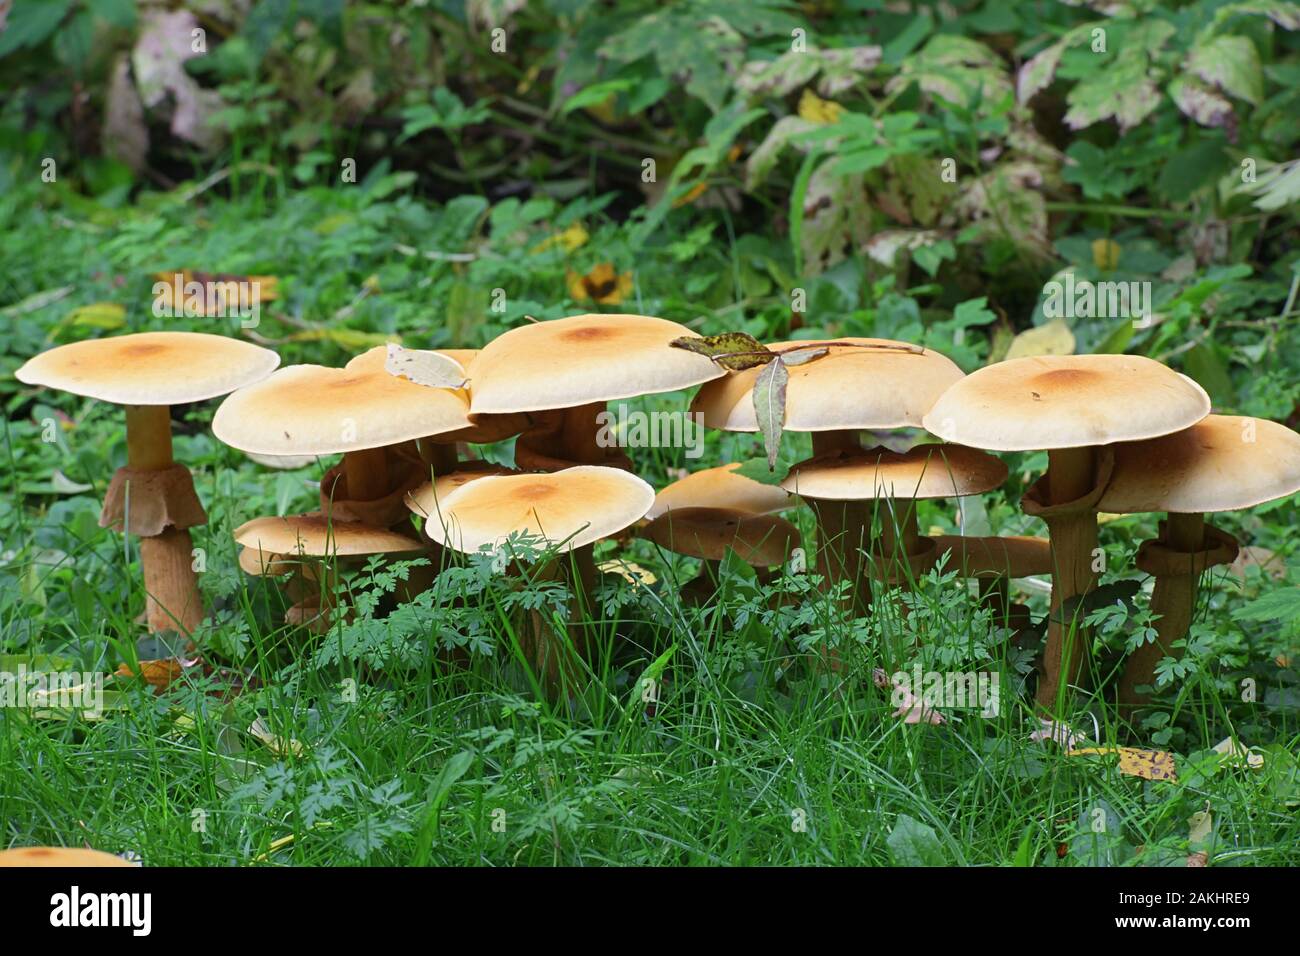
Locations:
778;346;830;367
670;332;775;371
385;344;467;389
752;356;789;471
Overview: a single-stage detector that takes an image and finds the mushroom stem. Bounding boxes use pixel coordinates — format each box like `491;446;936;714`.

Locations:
417;439;459;476
811;429;861;456
1117;512;1205;714
807;497;872;621
126;405;174;469
124;404;203;638
140;528;204;636
1037;445;1100;709
683;558;723;605
343;447;390;501
517;545;599;700
875;498;920;575
558;402;608;464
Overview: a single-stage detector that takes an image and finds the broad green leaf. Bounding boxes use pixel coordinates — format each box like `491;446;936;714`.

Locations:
887;814;948;866
752;357;789;471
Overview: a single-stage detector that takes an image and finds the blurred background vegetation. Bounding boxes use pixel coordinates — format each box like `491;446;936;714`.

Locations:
1;0;1297;412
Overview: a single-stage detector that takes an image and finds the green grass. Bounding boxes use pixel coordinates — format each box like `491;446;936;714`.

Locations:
1;176;1298;867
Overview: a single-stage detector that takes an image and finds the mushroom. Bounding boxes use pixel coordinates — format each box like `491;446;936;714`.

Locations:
930;534;1054;631
1096;414;1300;711
467;314;725;471
15;332;280;637
419;466;655;693
781;443;1008;603
213;346;528;527
646;462;792;520
641;506;801;604
692;338;963;615
0;847;133;867
923;354;1212;709
234;513;424;632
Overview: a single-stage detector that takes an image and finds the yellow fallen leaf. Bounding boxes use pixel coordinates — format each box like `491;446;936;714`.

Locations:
248;717;305;758
798;88;844;125
597;559;657;586
62;302;126;331
115;658;184;692
1212;737;1264;769
1092;238;1121;271
285;328;399;349
1067;746;1178;781
566;263;633;305
1005;319;1075;360
1188;806;1212;844
532;222;589;254
152;270;279;316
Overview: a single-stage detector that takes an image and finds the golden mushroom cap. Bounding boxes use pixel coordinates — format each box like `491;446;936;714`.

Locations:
690;338;961;432
781;444;1007;501
1099;415;1300;514
923;354;1210;451
0;846;133;867
405;462;518;517
647;463;791;520
213;346;476;456
467;314;724;415
233;513;422;558
421;465;654;554
642;506;800;566
15;331;279;405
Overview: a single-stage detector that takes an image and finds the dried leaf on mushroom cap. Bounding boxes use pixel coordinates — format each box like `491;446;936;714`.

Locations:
385;343;467;389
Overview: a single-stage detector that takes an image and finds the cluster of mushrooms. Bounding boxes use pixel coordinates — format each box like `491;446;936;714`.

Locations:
15;314;1300;714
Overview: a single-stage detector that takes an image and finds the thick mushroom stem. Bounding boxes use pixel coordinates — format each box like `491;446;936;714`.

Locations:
517;545;598;698
806;497;872;620
1116;512;1204;713
343;447;390;501
811;429;861;456
875;498;921;576
558;402;608;464
124;405;204;637
1037;445;1100;709
416;439;459;477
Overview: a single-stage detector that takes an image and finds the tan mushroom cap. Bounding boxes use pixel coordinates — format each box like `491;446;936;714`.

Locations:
923;354;1211;451
690;338;962;432
233;513;422;558
1099;415;1300;514
15;331;279;405
642;507;799;565
238;545;297;577
930;535;1053;578
781;444;1007;501
422;465;654;553
0;847;132;867
213;346;484;455
467;314;725;414
647;463;791;520
405;462;517;517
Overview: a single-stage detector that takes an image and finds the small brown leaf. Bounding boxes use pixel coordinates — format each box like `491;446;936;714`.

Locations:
778;346;830;367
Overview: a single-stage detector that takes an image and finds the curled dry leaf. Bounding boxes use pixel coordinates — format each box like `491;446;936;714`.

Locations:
385;344;467;389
